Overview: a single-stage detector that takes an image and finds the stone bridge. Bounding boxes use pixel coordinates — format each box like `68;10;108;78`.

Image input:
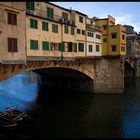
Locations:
125;57;140;77
0;57;124;93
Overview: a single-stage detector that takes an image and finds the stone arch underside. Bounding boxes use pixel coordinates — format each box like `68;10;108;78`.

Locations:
0;59;95;81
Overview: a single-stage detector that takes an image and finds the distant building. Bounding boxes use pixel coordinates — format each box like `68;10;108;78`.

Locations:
124;25;140;58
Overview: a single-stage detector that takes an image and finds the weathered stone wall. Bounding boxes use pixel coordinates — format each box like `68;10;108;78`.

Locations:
135;58;140;77
94;57;124;93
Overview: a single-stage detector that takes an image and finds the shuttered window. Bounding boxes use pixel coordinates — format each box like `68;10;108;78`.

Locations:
74;43;77;52
112;45;116;51
42;21;48;31
89;45;93;52
52;24;58;33
26;2;35;11
30;40;38;50
71;27;75;35
30;19;38;29
64;26;69;34
42;41;49;50
8;12;17;25
96;45;100;52
79;16;83;23
96;34;101;39
77;29;81;34
78;43;84;52
59;42;64;51
62;12;68;20
7;38;18;52
47;7;54;20
82;30;85;35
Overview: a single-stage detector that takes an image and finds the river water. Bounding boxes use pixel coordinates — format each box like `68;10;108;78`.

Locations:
0;72;140;138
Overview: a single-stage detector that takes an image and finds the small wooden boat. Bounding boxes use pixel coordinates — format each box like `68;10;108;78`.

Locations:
0;115;17;128
0;108;27;122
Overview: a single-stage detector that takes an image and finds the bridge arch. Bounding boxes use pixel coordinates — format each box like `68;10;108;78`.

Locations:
0;60;95;81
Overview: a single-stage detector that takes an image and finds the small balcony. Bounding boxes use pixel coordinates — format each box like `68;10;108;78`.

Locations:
86;24;101;32
26;9;75;26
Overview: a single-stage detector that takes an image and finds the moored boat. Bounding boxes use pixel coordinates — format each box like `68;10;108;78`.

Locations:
0;115;17;128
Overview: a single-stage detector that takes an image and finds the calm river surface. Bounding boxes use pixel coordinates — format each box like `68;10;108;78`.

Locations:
0;72;140;138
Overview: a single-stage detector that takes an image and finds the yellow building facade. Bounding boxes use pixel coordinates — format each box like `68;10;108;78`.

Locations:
86;18;102;57
26;2;78;60
93;15;126;56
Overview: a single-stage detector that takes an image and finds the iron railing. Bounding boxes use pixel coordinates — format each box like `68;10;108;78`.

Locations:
26;8;75;26
86;24;101;31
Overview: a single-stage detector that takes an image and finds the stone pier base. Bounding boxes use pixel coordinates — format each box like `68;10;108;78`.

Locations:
94;57;124;94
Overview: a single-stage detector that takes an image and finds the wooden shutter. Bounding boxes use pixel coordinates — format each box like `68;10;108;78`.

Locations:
13;14;17;25
13;38;17;52
8;13;12;24
8;38;12;52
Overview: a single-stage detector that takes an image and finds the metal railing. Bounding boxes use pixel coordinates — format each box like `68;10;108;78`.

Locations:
26;8;75;26
86;24;101;31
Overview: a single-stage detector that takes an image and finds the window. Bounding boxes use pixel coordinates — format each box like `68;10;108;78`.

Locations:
73;43;77;52
26;2;35;11
103;38;106;42
30;40;38;50
7;38;18;52
71;27;75;35
122;35;125;40
59;42;64;51
96;34;101;39
121;46;125;52
103;25;107;30
62;12;68;20
42;41;49;51
47;7;54;20
87;32;94;37
8;12;17;25
30;19;38;29
89;45;93;52
112;33;117;39
78;43;84;52
82;30;85;35
79;16;83;23
50;43;59;51
42;21;48;31
52;24;58;33
68;42;73;52
77;29;81;34
64;26;69;34
96;45;100;52
112;45;116;51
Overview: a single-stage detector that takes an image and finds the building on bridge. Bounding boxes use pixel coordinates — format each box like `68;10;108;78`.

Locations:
25;2;103;61
92;15;126;56
0;2;26;64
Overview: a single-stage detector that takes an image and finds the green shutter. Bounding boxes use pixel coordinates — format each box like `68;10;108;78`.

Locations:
26;2;35;11
52;24;58;33
42;21;48;31
47;7;54;20
30;40;38;50
30;19;38;29
59;42;64;51
96;45;100;52
42;41;49;51
89;45;92;52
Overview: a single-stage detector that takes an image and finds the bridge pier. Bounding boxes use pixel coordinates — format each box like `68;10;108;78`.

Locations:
135;58;140;77
94;57;124;94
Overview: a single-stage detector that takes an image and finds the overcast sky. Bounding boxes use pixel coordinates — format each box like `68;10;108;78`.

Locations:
51;2;140;33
